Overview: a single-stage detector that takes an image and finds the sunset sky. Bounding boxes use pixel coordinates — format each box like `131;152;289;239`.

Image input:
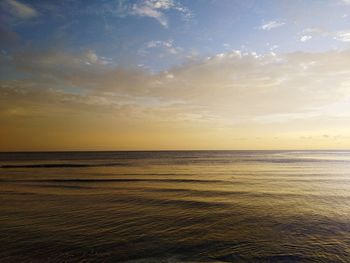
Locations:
1;0;350;151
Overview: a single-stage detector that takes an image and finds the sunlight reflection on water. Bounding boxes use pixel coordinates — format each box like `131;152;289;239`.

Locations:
1;151;350;262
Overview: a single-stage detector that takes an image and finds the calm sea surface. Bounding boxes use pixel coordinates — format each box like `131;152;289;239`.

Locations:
1;151;350;262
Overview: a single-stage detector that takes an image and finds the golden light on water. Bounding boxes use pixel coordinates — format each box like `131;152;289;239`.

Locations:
1;151;350;261
1;0;350;262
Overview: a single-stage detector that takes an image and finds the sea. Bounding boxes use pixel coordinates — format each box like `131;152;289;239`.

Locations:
0;150;350;262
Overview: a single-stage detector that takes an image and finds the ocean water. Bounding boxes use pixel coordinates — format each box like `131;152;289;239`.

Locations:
1;151;350;262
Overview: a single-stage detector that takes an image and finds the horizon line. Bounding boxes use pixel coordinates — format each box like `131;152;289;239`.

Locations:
1;149;350;153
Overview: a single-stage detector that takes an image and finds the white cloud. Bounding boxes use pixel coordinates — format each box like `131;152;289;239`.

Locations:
334;31;350;42
260;20;285;30
146;40;181;54
132;3;168;27
131;0;191;28
84;50;112;65
4;0;38;19
151;0;174;9
302;27;329;37
300;35;312;42
298;28;350;43
341;0;350;5
166;73;174;79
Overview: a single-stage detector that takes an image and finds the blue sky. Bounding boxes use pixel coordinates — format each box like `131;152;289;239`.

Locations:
2;0;350;71
1;0;350;150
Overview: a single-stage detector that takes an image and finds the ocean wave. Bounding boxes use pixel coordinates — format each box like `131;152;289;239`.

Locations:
0;163;128;168
0;178;225;184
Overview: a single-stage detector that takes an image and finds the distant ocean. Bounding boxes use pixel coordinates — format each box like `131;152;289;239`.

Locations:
1;151;350;262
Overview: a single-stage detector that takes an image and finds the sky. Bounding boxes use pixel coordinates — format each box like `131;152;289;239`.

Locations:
1;0;350;151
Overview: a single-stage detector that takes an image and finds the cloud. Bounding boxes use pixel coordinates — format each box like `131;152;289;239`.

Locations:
260;20;285;30
302;27;329;37
84;50;112;65
5;47;350;118
299;28;350;43
145;40;181;54
131;0;192;28
300;35;312;42
2;0;38;19
340;0;350;5
334;31;350;42
3;47;350;149
132;3;167;27
65;0;191;29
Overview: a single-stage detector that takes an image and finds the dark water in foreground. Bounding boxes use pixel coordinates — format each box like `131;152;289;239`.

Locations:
1;151;350;262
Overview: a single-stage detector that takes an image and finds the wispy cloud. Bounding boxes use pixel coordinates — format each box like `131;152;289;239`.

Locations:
298;28;350;43
260;20;285;30
84;50;112;65
131;0;191;28
3;47;350;149
2;0;38;19
73;0;192;29
302;27;329;36
146;40;181;54
340;0;350;5
5;47;350;121
334;31;350;42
